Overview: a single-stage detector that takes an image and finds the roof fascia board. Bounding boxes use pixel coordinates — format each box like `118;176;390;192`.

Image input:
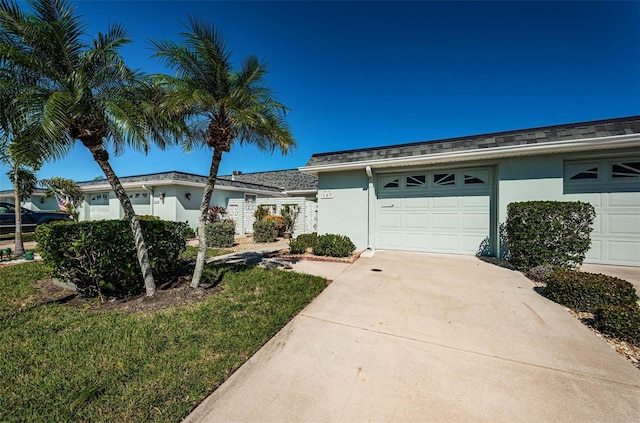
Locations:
283;189;317;195
300;134;640;174
81;180;284;196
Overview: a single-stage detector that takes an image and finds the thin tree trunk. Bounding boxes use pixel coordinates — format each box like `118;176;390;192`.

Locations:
191;149;223;288
91;149;156;296
12;165;24;256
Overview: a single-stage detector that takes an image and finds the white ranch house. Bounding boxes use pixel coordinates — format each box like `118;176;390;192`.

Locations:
0;169;319;237
301;116;640;267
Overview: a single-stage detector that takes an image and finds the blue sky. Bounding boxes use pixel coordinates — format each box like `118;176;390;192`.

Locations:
1;0;639;191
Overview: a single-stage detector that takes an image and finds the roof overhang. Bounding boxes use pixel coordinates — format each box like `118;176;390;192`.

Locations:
283;189;317;196
300;134;640;174
80;180;286;197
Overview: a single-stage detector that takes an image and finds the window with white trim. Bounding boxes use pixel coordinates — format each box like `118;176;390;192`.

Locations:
90;193;109;205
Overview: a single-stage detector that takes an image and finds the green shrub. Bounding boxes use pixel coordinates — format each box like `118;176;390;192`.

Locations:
205;221;235;248
183;225;196;239
289;239;307;254
313;234;355;258
506;201;595;270
544;270;639;312
296;232;318;249
36;220;187;299
263;214;285;236
253;220;278;243
121;214;159;221
593;305;640;346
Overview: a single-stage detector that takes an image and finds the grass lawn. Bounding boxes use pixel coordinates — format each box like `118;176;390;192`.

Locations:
0;261;328;422
179;245;231;261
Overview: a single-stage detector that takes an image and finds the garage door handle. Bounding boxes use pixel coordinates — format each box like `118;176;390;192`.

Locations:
381;204;394;208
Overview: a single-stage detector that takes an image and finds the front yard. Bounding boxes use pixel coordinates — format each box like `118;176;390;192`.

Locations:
0;261;328;422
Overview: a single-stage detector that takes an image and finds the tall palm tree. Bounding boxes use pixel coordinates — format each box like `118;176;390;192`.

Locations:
0;0;177;296
0;81;47;256
151;17;296;288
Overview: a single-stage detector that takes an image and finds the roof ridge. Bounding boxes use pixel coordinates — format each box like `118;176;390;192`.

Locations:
309;115;640;158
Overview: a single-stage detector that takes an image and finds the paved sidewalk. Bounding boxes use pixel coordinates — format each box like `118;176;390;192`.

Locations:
185;251;640;423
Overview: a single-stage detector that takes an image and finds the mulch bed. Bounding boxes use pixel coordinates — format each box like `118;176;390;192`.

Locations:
266;249;363;264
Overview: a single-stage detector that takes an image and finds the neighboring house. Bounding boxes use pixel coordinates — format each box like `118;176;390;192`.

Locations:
301;116;640;267
0;169;319;236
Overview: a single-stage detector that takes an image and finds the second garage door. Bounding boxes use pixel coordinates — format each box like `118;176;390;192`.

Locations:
375;167;492;255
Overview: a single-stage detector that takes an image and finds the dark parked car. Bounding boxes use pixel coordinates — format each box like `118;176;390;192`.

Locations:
0;202;72;234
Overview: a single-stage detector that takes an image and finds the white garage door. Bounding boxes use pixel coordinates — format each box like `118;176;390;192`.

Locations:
375;168;492;255
564;159;640;267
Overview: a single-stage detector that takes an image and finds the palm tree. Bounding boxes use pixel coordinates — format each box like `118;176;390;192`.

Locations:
151;17;296;288
0;82;46;256
0;0;178;296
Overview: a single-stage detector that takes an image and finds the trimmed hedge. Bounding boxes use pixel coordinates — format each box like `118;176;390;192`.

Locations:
288;239;307;254
313;234;355;258
36;220;187;299
253;220;278;243
544;270;639;313
593;305;640;347
205;221;235;248
506;201;595;270
296;232;318;249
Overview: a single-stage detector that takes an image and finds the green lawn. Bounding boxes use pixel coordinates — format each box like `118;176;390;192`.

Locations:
179;245;232;261
0;262;327;422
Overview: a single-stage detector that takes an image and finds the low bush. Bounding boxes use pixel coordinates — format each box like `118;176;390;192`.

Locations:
544;270;639;313
263;214;285;236
36;220;187;299
506;201;595;270
121;214;159;221
313;234;355;258
593;305;640;347
253;220;278;243
289;239;307;254
205;221;235;248
296;232;318;249
183;225;196;239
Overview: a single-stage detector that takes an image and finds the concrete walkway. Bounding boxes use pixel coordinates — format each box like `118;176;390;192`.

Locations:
185;251;640;423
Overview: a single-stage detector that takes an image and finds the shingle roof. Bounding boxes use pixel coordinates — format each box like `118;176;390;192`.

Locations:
218;169;318;191
304;116;640;167
78;171;284;193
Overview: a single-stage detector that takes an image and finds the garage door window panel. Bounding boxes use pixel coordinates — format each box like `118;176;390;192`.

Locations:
611;162;640;179
433;173;455;186
381;176;400;189
405;175;426;188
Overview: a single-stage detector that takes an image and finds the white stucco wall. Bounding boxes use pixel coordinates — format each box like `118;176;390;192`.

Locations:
317;169;370;249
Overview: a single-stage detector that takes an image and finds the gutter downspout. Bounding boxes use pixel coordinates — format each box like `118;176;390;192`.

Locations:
364;166;375;256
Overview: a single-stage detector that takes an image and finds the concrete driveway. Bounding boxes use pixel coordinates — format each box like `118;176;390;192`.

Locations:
185;251;640;422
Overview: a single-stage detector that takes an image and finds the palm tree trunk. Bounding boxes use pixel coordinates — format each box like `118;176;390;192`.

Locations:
191;149;223;288
12;165;24;256
91;148;156;296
